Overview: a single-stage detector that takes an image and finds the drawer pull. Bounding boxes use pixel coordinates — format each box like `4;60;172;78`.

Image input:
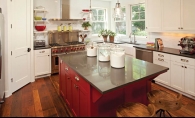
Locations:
39;51;45;53
75;76;79;81
74;84;79;89
185;66;187;69
158;54;164;57
158;58;164;62
181;66;184;68
186;60;189;62
65;67;68;71
181;59;185;62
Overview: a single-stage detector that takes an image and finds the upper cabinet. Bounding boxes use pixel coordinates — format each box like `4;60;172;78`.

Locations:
145;0;162;32
181;0;195;31
162;0;181;31
146;0;195;32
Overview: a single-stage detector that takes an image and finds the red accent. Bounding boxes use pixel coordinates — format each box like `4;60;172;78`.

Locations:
59;61;166;116
35;26;46;31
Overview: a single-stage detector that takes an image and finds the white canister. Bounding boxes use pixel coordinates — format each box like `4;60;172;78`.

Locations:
110;46;125;68
86;42;97;57
98;43;111;62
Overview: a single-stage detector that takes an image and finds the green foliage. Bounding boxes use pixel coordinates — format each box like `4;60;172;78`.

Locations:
82;22;91;28
98;29;111;37
109;31;116;37
132;21;145;31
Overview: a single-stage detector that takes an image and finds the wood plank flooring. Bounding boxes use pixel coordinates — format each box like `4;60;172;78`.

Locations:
0;74;195;117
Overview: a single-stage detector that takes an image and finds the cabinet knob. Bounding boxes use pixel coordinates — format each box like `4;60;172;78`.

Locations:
185;66;187;68
65;67;68;71
178;27;181;29
48;55;50;56
75;76;79;81
181;27;183;29
181;66;184;68
186;60;189;62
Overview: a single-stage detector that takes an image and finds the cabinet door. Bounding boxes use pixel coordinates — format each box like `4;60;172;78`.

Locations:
181;0;195;31
162;0;181;31
79;86;89;117
146;0;162;32
35;53;51;76
184;65;195;96
59;60;66;99
65;73;72;108
171;61;184;91
153;58;171;86
71;81;79;117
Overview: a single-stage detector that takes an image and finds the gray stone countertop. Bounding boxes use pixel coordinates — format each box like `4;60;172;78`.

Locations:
59;51;169;94
133;45;195;59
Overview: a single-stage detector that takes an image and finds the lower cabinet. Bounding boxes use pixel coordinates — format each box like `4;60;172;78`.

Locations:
35;49;51;76
59;60;90;116
184;65;195;96
171;61;185;91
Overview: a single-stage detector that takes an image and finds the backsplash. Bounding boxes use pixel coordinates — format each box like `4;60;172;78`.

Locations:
148;32;195;49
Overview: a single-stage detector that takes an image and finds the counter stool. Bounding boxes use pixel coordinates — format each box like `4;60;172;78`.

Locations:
116;102;155;117
147;90;182;117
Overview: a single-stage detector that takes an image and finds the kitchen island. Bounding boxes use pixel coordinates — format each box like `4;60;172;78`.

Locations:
58;52;169;117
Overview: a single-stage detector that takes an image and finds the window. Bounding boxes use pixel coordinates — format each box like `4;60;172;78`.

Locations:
91;8;107;34
131;4;146;36
115;7;126;35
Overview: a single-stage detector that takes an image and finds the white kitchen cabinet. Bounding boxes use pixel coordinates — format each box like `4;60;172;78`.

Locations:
181;0;195;31
153;52;171;86
162;0;181;31
145;0;162;32
35;49;51;77
171;61;185;91
162;0;195;31
184;65;195;96
171;54;195;96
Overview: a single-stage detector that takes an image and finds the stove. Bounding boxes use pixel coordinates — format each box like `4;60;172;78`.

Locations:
50;41;86;74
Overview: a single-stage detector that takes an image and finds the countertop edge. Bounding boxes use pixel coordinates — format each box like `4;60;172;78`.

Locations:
133;46;195;59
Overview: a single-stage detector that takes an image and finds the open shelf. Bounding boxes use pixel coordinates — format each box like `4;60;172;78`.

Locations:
34;9;47;12
34;30;48;34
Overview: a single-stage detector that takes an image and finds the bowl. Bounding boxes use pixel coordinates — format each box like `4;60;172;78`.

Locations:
34;16;42;20
42;18;47;20
35;26;46;31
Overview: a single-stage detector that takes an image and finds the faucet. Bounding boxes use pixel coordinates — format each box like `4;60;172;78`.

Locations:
129;33;132;43
133;34;137;44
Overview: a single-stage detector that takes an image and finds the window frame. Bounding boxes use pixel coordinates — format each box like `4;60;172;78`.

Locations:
130;3;147;39
114;6;126;36
91;7;108;36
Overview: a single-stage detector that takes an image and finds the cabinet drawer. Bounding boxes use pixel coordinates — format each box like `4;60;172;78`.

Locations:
153;51;171;60
72;72;90;92
171;55;195;66
35;49;51;55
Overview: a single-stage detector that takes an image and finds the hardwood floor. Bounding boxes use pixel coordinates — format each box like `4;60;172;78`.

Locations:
0;74;195;117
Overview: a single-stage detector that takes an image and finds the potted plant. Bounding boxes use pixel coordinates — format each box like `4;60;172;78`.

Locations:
109;31;116;43
98;29;111;42
81;21;91;30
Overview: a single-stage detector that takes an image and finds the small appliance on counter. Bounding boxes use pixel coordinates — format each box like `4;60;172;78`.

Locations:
178;36;195;54
34;40;46;47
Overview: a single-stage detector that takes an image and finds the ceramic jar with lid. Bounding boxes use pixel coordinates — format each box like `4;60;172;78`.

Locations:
110;45;125;68
86;42;97;57
98;43;111;62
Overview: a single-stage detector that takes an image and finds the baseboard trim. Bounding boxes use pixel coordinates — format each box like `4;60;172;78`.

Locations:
35;74;51;79
155;81;195;100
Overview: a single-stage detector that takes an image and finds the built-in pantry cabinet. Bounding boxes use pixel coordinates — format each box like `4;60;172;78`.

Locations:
146;0;195;32
154;51;195;97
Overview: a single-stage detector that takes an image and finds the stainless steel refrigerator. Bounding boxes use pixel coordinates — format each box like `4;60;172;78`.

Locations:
0;7;5;106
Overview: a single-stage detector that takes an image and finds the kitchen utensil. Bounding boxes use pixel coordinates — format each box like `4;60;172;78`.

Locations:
110;45;125;68
98;43;111;62
35;25;46;31
34;16;42;20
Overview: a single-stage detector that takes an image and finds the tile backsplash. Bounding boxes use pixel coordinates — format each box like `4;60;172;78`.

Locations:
148;32;195;49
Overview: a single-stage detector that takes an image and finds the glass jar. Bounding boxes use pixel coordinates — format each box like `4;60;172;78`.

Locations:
110;45;125;68
86;42;97;57
98;43;111;62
